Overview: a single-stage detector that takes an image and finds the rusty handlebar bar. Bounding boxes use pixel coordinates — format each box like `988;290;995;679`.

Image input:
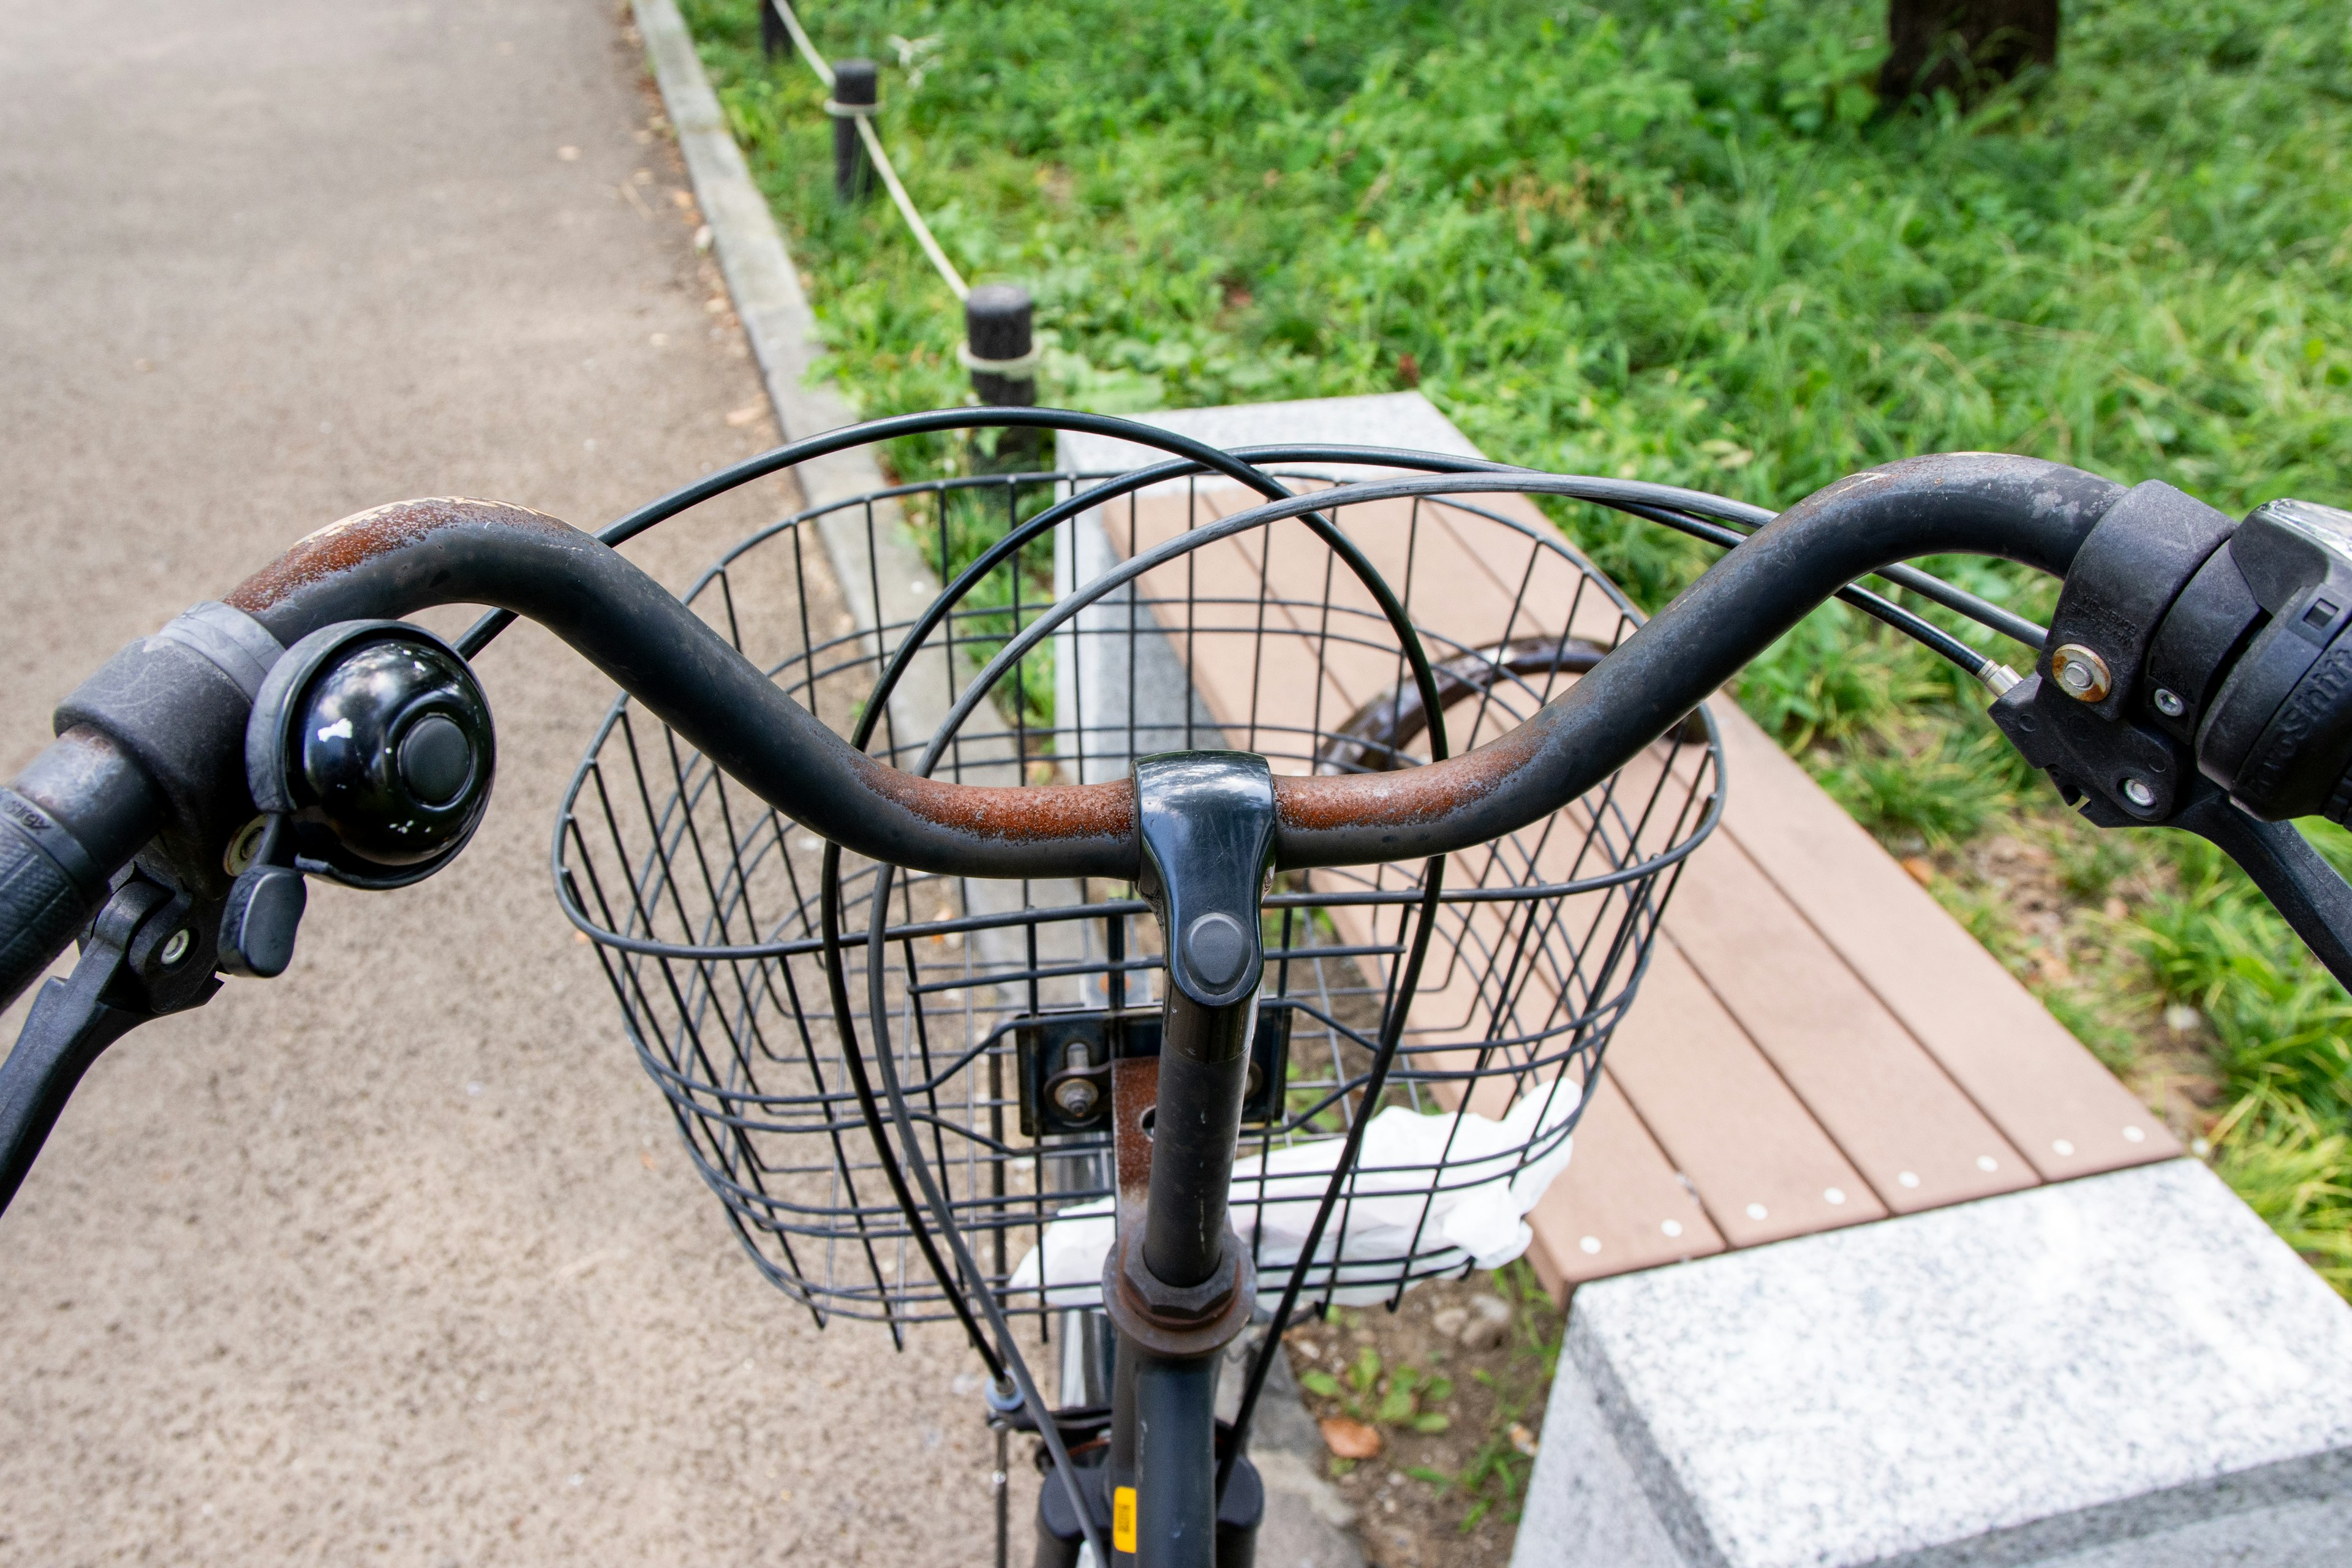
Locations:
213;451;2120;876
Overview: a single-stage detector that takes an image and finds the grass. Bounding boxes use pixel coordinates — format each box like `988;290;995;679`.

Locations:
1430;1261;1562;1532
679;0;2352;1290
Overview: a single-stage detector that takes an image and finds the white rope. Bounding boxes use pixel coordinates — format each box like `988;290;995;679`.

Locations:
771;0;970;301
957;341;1041;376
768;0;833;87
855;115;969;300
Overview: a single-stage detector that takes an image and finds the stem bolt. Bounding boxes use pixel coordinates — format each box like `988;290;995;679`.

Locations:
2152;687;2185;718
1052;1042;1099;1118
2121;777;2157;809
2051;644;2113;703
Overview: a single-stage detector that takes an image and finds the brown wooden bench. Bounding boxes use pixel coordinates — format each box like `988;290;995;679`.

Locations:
1058;396;2177;1293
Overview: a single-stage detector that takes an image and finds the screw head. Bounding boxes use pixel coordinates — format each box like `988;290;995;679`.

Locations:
2121;776;2157;809
159;929;192;967
2152;687;2185;718
2051;644;2113;703
224;815;268;876
1053;1078;1099;1118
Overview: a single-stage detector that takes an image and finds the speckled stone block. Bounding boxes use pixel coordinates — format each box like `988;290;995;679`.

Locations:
1054;390;1487;484
1512;1159;2352;1568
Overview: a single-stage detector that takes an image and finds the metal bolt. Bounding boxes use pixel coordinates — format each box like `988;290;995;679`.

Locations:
2121;777;2157;809
2050;643;2113;703
1052;1041;1098;1119
224;815;269;876
159;929;192;967
2152;687;2185;718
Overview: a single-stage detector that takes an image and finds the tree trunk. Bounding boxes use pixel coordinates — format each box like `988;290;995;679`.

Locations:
1880;0;2058;104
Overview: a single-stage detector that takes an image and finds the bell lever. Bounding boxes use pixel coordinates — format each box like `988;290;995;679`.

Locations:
219;812;306;979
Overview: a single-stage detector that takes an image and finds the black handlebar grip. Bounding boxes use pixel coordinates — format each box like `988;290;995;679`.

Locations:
0;794;107;1016
0;730;165;1015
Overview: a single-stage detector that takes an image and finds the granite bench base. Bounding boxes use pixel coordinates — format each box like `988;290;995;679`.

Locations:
1513;1159;2352;1568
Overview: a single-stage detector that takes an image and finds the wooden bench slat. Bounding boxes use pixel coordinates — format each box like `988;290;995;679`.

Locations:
1663;833;2039;1213
1707;712;2183;1177
1522;1068;1725;1294
1604;941;1888;1246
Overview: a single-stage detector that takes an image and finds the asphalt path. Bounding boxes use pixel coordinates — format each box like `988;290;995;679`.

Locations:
0;2;999;1561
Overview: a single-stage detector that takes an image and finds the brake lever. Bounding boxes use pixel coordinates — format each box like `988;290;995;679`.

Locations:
2171;784;2352;989
0;875;221;1216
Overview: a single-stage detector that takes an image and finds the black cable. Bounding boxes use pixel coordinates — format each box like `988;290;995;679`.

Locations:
1871;562;2047;650
1217;864;1448;1501
451;412;2047;660
1614;502;2011;682
858;859;1108;1568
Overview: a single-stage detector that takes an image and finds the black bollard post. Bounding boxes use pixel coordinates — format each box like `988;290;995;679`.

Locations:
963;284;1041;469
828;59;877;205
758;0;785;61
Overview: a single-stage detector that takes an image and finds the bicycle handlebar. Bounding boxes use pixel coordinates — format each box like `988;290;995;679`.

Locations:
222;453;2125;869
0;452;2127;1020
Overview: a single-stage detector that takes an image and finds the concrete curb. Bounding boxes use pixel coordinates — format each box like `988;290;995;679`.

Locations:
625;8;1362;1566
631;0;943;751
632;0;881;511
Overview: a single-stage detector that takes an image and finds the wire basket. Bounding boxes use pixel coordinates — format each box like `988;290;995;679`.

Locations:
553;458;1723;1332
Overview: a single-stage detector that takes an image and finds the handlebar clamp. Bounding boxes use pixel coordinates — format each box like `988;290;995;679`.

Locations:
1989;481;2234;827
53;601;287;897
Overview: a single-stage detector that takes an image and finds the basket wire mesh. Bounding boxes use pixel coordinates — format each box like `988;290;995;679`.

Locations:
554;460;1723;1335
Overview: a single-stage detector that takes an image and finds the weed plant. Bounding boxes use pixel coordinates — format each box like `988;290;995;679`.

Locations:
682;0;2352;1288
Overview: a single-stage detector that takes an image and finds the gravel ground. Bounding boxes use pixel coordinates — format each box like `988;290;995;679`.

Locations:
0;1;1016;1562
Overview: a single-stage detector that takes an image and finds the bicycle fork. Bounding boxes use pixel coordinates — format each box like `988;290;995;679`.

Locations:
1039;752;1276;1568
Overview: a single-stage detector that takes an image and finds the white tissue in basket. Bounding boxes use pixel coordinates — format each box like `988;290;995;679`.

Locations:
1006;1078;1583;1308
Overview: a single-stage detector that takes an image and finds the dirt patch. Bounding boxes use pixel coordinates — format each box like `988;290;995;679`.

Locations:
1281;1266;1561;1568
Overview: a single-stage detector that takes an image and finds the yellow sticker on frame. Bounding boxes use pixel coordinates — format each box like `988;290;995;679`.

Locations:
1112;1485;1137;1554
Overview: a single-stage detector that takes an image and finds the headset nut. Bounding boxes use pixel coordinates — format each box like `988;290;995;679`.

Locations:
2051;644;2113;703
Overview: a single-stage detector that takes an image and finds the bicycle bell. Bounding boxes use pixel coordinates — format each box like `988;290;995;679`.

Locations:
244;620;496;889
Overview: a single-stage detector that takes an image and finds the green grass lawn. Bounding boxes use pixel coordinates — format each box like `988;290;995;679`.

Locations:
682;0;2352;1291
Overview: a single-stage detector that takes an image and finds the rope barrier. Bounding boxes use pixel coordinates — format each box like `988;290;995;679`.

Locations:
772;0;970;301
